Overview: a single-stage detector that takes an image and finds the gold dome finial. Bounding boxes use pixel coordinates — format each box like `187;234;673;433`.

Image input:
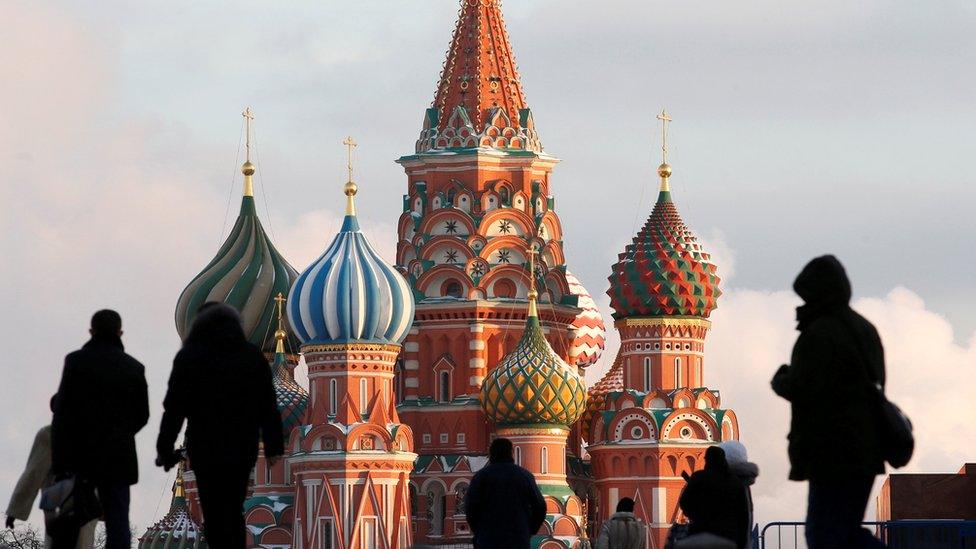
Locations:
526;244;539;318
342;136;358;216
242;107;256;196
656;109;672;192
274;292;287;354
174;458;186;498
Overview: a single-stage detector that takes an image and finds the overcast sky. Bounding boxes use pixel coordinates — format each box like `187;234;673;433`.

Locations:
2;0;974;539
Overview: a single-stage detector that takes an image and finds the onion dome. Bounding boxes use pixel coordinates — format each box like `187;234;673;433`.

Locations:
480;254;587;426
565;270;607;367
175;112;299;354
581;355;624;438
607;157;721;320
138;466;206;549
287;149;415;346
271;295;308;437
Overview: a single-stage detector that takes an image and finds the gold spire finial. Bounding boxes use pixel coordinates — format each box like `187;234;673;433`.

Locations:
526;244;539;318
342;136;358;216
174;459;185;498
274;292;286;354
656;109;673;192
241;107;256;196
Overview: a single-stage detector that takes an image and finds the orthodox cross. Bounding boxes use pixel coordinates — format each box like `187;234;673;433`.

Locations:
274;291;286;332
656;109;672;164
242;107;254;162
343;136;357;183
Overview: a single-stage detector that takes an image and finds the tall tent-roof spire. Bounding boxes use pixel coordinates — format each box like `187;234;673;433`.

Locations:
416;0;542;153
434;0;527;132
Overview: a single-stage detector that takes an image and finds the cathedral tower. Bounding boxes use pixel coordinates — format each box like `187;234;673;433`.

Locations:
584;113;739;548
480;250;589;547
395;1;605;541
286;144;417;549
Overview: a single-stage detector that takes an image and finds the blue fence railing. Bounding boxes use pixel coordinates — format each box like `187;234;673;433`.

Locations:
760;520;976;549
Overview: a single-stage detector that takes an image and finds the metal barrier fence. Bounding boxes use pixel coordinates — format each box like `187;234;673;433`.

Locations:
760;520;976;549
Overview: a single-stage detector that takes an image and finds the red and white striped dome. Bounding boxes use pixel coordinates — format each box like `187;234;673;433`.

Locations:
565;270;607;367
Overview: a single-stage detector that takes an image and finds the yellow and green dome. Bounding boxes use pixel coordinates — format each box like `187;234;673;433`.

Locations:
480;297;587;427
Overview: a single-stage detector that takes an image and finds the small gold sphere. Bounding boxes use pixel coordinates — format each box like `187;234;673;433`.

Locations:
242;161;256;176
344;181;358;197
528;289;538;300
658;163;672;178
275;329;287;340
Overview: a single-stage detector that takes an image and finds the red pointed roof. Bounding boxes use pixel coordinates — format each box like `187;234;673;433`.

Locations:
416;0;542;153
434;0;527;133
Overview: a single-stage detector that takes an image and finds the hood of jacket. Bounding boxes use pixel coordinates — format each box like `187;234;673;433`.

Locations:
793;255;852;330
729;460;760;486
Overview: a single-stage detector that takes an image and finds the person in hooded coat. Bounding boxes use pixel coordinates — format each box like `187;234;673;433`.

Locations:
595;497;647;549
464;438;546;549
155;303;284;549
678;446;749;549
718;441;759;549
51;310;149;549
771;255;887;549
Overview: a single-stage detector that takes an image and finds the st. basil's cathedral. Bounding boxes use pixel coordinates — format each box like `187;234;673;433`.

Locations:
139;1;737;548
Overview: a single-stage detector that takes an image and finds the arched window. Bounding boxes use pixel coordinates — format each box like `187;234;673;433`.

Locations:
360;378;368;415
541;447;549;474
455;483;469;515
643;357;651;392
265;459;273;486
447;188;456;206
515;446;522;466
674;357;683;388
499;187;510;205
439;371;451;403
444;280;464;298
329;379;338;415
493;279;515;299
696;357;702;387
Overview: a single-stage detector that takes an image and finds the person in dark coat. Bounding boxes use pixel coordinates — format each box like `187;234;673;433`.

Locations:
465;438;546;549
678;446;749;549
155;303;283;549
51;310;150;549
771;255;887;549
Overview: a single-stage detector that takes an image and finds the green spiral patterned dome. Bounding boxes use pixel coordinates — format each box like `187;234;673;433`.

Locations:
480;306;587;427
175;194;299;354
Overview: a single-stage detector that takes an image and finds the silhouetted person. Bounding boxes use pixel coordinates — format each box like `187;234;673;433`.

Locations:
718;441;759;549
5;397;97;549
465;438;546;549
51;310;150;549
596;497;647;549
771;255;886;549
156;303;283;549
679;446;749;549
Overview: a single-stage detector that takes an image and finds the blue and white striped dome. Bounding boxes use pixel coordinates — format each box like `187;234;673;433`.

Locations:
287;184;415;345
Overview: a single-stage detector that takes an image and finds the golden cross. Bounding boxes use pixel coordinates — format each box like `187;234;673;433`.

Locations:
274;292;286;331
525;245;539;293
656;109;672;163
342;136;357;183
243;107;254;162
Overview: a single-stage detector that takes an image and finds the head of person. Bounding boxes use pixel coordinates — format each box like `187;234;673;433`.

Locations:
488;437;515;464
704;445;729;474
616;497;635;513
90;309;122;339
184;302;246;348
793;255;851;308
